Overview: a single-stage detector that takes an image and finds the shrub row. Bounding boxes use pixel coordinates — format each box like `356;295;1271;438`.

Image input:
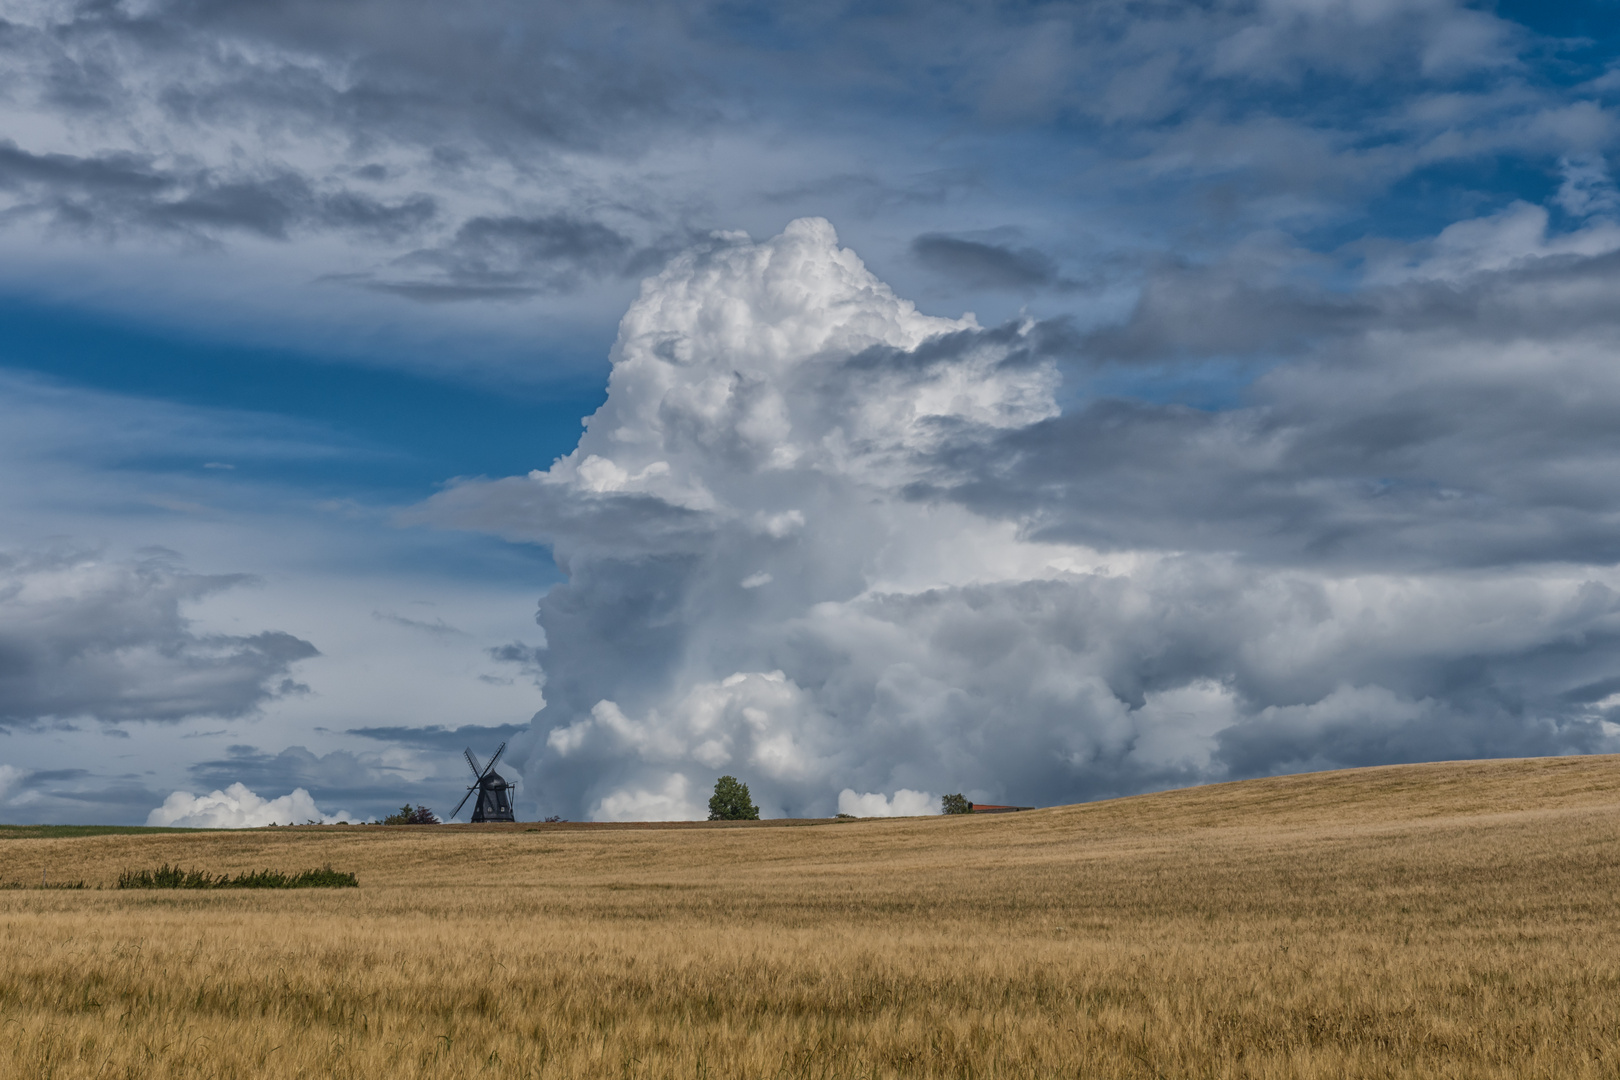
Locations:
116;864;358;889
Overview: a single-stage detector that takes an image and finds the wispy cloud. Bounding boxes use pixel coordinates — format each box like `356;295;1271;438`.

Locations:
371;610;468;637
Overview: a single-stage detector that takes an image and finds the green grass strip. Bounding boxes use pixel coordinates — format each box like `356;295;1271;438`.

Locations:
116;864;358;889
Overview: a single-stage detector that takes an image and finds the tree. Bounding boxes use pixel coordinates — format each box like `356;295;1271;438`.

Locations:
941;793;971;815
382;804;440;825
708;775;760;821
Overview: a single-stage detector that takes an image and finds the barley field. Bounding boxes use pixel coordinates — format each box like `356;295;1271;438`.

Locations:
4;755;1620;1079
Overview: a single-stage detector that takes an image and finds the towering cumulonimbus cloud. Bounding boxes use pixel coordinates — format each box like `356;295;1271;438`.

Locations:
426;218;1620;820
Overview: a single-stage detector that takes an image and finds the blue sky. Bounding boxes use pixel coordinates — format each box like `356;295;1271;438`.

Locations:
4;0;1620;824
0;297;605;498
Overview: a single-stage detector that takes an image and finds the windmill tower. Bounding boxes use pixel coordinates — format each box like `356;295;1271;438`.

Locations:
452;741;516;823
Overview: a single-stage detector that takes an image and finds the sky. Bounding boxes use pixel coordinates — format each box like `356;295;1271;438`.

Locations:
3;0;1620;824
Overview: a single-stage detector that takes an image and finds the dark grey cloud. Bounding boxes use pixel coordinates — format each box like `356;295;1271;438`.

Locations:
0;142;167;198
0;766;168;826
486;641;547;689
1076;264;1374;363
414;482;717;559
911;233;1063;290
0;0;1570;267
361;281;544;304
17;0;1514;152
368;213;664;300
371;610;468;636
0;141;438;241
185;744;409;809
1211;693;1604;782
14;0;697;152
344;722;529;751
912;240;1620;572
0;547;318;728
0;0;1592;368
20;769;90;783
451;215;633;274
311;190;438;238
1076;241;1620;366
1561;676;1620;706
761;171;961;215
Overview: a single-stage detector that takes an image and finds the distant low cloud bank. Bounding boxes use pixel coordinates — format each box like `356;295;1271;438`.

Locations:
838;789;937;818
147;783;346;828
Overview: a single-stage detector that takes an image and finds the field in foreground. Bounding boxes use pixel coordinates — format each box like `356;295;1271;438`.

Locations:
4;757;1620;1079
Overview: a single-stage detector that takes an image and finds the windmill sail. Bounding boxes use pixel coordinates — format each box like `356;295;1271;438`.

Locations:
450;783;477;821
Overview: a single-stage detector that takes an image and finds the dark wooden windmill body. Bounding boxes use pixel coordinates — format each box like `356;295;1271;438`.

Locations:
452;741;516;823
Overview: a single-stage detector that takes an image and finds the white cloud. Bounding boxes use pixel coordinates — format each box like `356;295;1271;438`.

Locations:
837;788;938;817
0;764;22;803
1124;681;1240;773
590;773;703;823
1365;201;1620;285
146;782;348;828
424;221;1208;818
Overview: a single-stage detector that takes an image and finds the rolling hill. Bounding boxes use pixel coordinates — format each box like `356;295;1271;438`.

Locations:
4;755;1619;1078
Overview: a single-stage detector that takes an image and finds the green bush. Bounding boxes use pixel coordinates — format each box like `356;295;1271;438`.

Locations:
382;804;440;825
116;864;358;889
708;775;760;821
941;793;972;815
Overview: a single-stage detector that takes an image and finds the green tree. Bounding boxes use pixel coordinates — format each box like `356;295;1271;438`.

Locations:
708;775;760;821
941;793;971;815
382;804;440;825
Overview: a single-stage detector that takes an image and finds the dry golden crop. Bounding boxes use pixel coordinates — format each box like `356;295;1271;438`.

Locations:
4;755;1620;1078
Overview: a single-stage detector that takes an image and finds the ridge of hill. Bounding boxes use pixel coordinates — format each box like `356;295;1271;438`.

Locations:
8;752;1612;849
4;754;1620;886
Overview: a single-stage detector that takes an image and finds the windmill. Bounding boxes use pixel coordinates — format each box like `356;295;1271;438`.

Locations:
451;741;516;823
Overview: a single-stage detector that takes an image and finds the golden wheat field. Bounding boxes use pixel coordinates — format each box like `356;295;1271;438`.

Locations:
4;756;1620;1079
